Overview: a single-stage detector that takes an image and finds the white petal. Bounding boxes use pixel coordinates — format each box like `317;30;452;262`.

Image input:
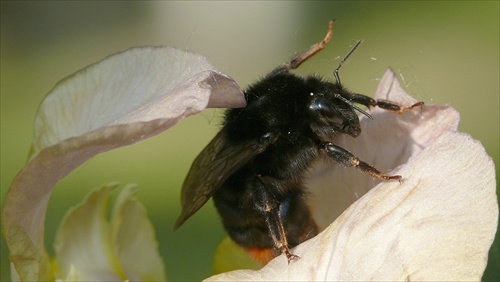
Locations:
54;184;166;281
2;46;244;280
31;46;244;157
206;69;498;281
111;185;166;281
207;130;497;282
308;69;460;228
54;184;125;280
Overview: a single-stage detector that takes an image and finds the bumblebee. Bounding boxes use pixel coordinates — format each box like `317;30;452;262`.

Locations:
174;21;423;264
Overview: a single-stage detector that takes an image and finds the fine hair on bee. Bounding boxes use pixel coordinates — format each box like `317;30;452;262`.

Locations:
174;21;423;264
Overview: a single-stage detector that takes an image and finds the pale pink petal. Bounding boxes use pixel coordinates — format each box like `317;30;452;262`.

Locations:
54;184;166;281
54;184;124;280
2;46;244;280
206;69;497;281
111;185;166;280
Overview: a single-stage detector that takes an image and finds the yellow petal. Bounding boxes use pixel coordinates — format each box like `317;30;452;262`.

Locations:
212;237;261;275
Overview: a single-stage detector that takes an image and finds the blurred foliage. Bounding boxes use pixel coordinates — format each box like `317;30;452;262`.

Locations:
1;2;498;281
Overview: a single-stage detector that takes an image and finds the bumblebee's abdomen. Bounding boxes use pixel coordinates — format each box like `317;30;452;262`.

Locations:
213;168;318;252
246;247;278;265
213;191;317;250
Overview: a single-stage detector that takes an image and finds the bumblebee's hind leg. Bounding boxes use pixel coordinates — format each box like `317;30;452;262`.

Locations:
271;21;334;76
251;175;300;263
321;141;402;181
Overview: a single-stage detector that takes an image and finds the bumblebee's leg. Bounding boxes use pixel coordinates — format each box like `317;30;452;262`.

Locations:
321;142;402;181
271;21;334;75
265;205;300;263
372;99;424;114
253;175;300;263
342;92;424;114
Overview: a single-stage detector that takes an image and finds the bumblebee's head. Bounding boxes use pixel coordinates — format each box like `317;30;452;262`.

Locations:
308;91;364;137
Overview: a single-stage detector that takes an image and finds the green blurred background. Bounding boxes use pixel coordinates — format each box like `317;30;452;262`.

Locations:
1;2;498;281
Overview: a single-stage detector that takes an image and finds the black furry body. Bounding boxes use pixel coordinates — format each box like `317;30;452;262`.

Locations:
174;25;421;262
213;73;337;250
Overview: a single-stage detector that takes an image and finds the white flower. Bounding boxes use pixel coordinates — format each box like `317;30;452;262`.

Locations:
208;70;498;281
2;43;496;281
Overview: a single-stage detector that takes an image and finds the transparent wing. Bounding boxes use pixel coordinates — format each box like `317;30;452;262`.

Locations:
174;130;267;229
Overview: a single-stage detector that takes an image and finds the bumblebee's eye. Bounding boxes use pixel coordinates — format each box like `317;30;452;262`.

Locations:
309;95;362;137
309;96;344;127
309;97;335;118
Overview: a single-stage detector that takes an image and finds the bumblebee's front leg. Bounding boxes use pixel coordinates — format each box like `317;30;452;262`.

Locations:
321;142;402;181
252;175;299;263
342;92;424;114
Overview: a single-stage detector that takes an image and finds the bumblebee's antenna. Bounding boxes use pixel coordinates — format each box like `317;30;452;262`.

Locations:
334;40;363;86
334;94;373;119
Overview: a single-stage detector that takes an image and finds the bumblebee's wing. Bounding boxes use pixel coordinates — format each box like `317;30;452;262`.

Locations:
174;130;266;229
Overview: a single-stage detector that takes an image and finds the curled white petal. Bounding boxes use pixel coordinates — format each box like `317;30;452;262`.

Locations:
2;46;244;280
32;47;244;157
